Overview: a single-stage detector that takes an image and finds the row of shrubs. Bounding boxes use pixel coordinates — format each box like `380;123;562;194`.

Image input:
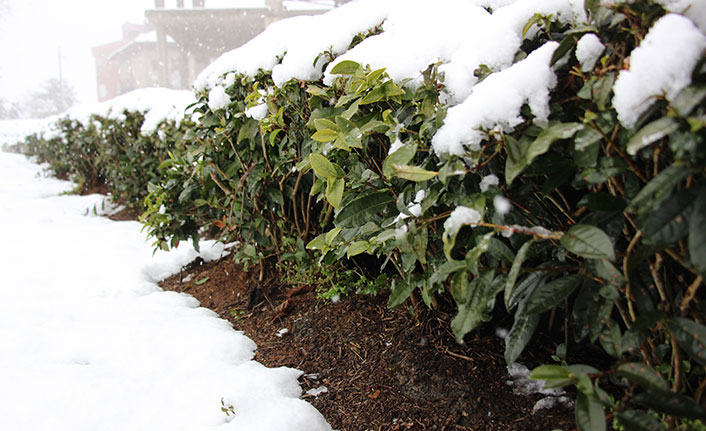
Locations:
21;1;706;429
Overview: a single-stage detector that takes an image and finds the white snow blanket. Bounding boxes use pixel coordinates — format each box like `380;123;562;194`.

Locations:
0;151;331;431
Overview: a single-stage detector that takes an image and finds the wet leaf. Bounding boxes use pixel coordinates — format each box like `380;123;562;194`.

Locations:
504;310;540;364
616;362;668;393
309;154;339;180
561;224;615;260
330;60;361;75
627;117;679;156
669;318;706;367
575;392;606;431
524;274;583;315
391;164;438;182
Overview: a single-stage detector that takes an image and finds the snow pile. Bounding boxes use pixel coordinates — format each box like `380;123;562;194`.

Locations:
198;0;585;100
613;13;706;129
433;41;559;155
196;1;389;91
656;0;706;33
575;33;604;72
506;363;573;413
0;119;47;147
0;151;331;431
65;88;196;135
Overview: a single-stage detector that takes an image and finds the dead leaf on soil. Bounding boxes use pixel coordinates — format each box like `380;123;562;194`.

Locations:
271;299;293;321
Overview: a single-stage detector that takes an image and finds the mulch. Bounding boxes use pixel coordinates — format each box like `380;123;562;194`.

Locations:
159;255;582;431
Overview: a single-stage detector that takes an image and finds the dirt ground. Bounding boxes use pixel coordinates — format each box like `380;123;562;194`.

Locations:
159;255;586;431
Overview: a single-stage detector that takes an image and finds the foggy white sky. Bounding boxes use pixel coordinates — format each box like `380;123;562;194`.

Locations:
0;0;149;105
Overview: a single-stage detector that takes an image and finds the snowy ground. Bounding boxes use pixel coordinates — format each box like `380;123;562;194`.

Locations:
0;151;331;431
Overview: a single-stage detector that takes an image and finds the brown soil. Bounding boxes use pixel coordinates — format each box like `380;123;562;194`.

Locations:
159;256;582;431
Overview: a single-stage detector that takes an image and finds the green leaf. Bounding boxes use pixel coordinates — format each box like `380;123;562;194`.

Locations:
429;259;467;286
391;164;438;182
688;191;706;278
672;84;706;116
451;270;470;304
330;60;361;75
346;240;370;258
616;362;668;393
306;234;326;251
587;259;625;287
575;128;603;151
382;80;405;97
388;279;416;308
507;271;548;311
451;271;499;343
642;187;696;246
488;238;515;265
551;34;579;66
530;365;572;389
309;154;339;180
326;177;345;209
194;277;210;285
523;274;583;315
360;86;386;105
465;232;493;275
522;13;544;38
526;123;584;166
575;392;606;431
313;118;340;132
669;318;706;367
615;409;664;431
383;142;417;178
561;224;615;260
311;128;340;143
335;191;394;228
504;239;535;309
629;164;691;217
504;311;540;364
633;389;706;419
325;227;342;245
627;117;680;156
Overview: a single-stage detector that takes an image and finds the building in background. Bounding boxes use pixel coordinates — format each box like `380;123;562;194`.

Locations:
94;0;339;101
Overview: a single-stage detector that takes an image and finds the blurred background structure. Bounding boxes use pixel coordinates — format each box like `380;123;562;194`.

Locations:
93;0;344;102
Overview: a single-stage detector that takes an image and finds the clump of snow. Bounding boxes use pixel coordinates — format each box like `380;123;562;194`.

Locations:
276;328;290;337
394;189;427;223
444;206;482;234
245;103;269;120
197;0;585;109
613;13;706;129
575;33;604;72
533;395;573;413
433;42;559;155
656;0;706;33
493;195;512;216
506;363;565;396
388;138;405;155
195;0;390;91
0;119;47;148
480;174;499;192
305;386;329;397
208;85;232;111
61;88;196;136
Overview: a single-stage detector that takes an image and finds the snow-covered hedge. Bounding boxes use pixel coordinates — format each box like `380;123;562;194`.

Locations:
23;88;196;205
21;0;706;428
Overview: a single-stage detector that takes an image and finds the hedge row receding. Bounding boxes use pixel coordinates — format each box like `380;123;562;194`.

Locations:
22;1;706;429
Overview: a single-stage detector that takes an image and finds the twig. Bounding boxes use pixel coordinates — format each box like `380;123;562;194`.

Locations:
680;275;704;313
